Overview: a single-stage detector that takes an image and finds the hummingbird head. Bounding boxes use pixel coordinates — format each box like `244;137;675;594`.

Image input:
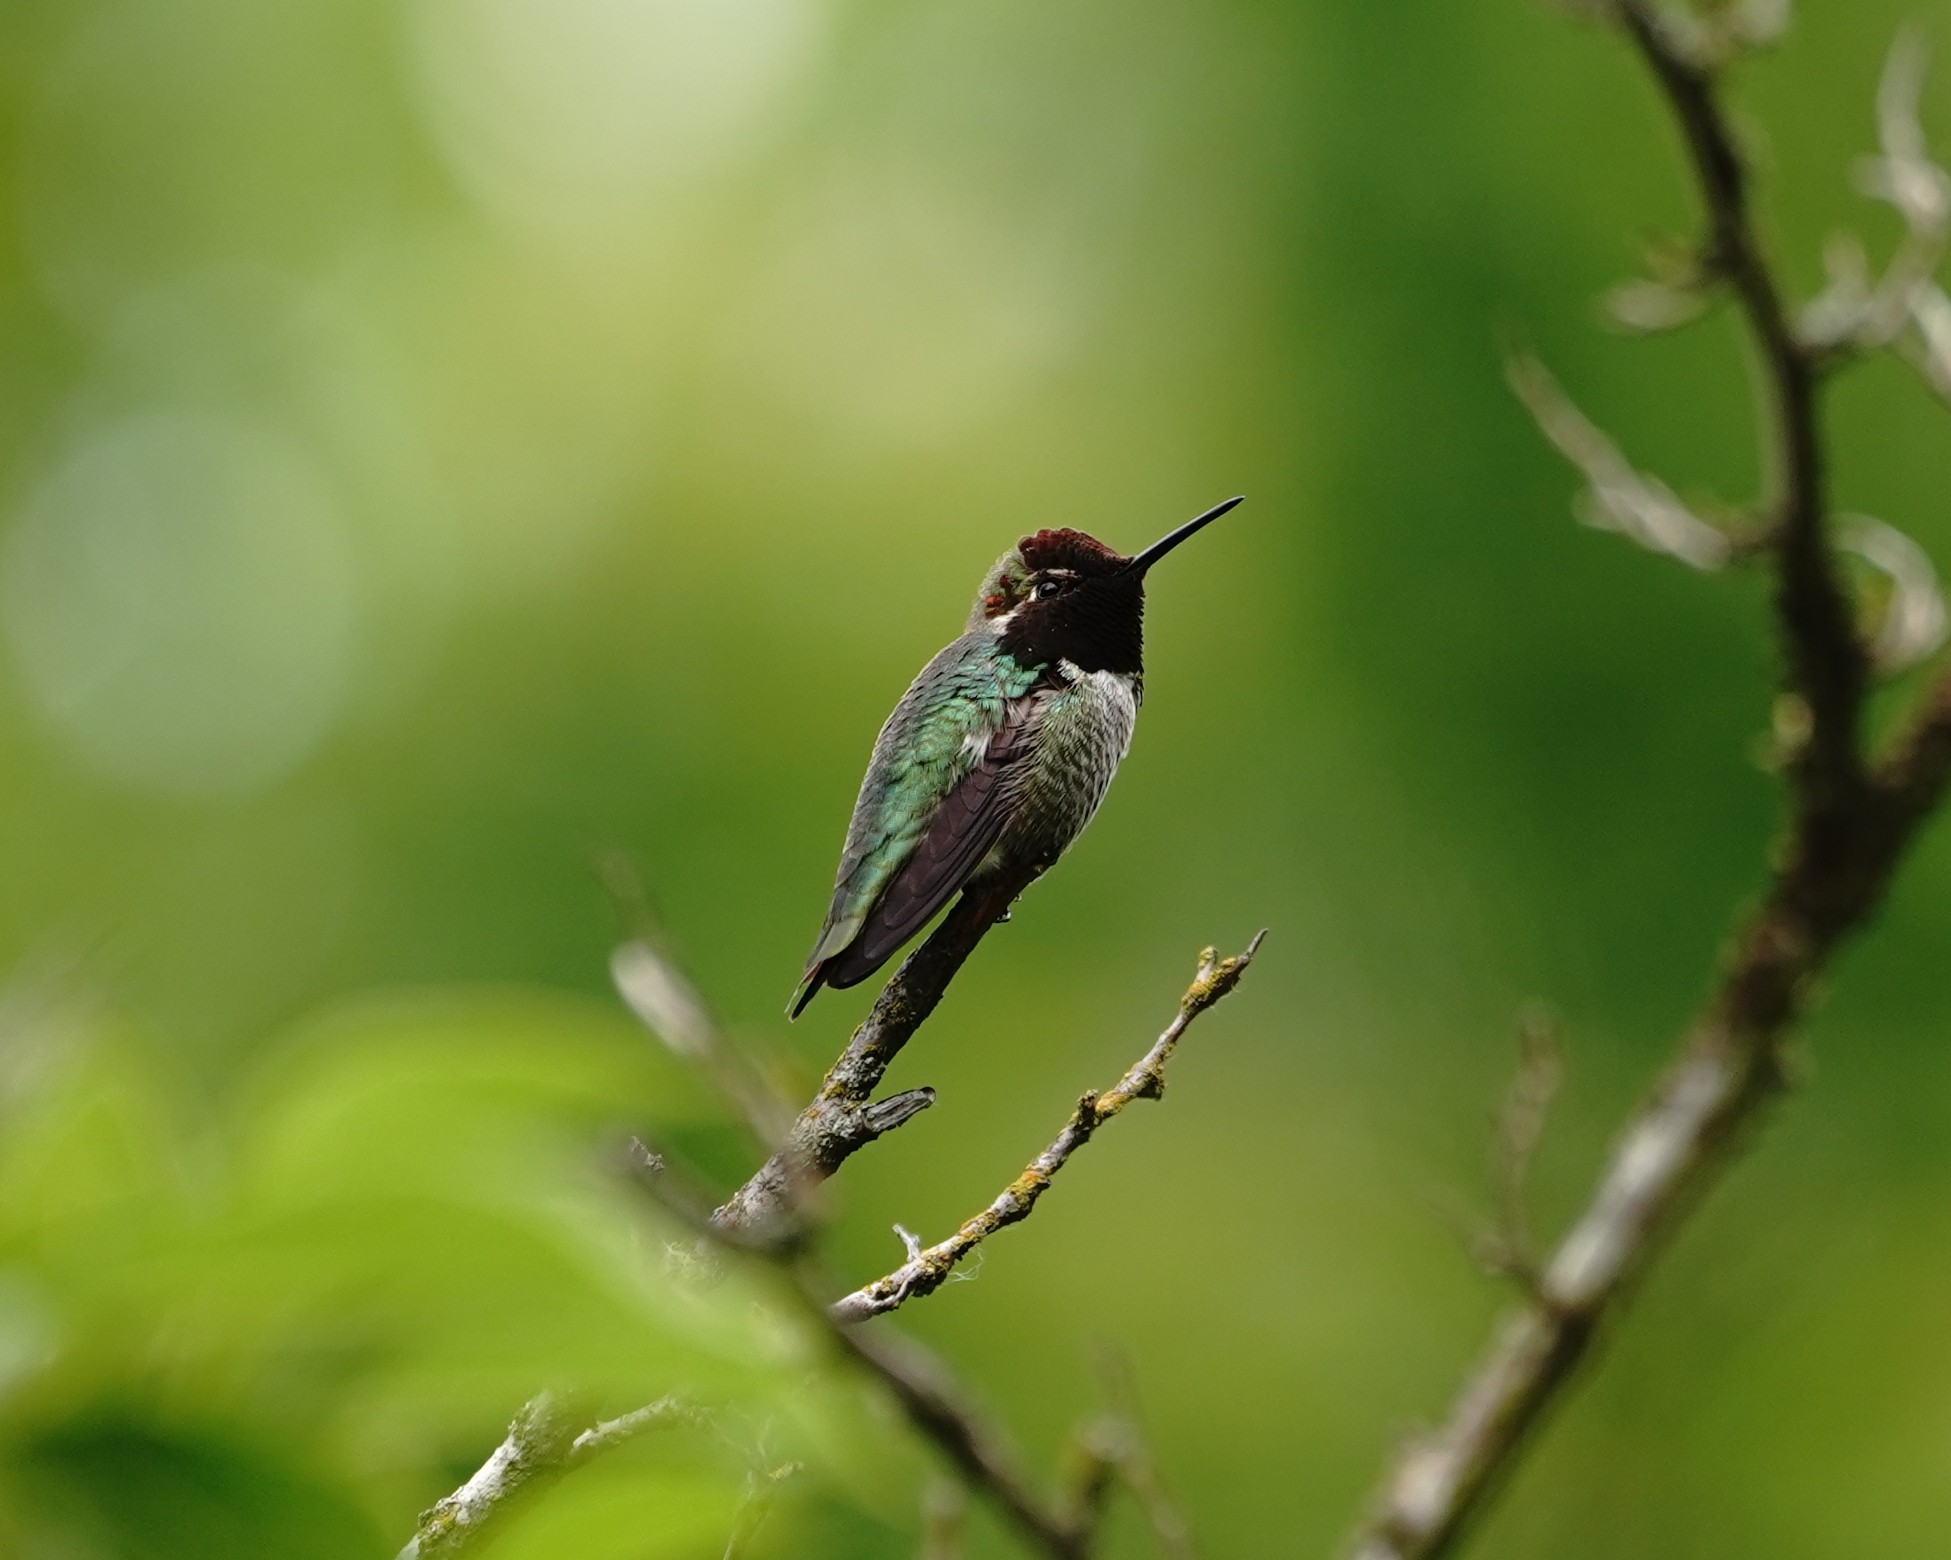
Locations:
966;496;1243;676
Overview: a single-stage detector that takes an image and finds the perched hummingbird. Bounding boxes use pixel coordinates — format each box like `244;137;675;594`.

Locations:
789;495;1244;1017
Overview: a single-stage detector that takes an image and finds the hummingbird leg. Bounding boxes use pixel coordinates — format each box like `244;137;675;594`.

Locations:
994;874;1042;924
994;864;1050;923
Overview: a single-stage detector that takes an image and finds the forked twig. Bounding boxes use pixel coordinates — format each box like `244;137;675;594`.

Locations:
397;1394;701;1559
830;935;1266;1324
615;882;1255;1559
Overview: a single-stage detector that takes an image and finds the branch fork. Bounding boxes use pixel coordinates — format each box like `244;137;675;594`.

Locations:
398;1393;701;1559
407;863;1261;1559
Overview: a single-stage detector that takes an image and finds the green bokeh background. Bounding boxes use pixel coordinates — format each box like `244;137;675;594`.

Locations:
0;0;1948;1554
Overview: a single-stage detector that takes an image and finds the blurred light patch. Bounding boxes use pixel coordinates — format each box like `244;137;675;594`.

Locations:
726;164;1082;445
0;1272;57;1397
1;411;359;797
409;0;825;248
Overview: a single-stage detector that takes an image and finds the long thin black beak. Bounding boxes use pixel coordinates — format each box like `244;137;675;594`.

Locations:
1126;495;1245;575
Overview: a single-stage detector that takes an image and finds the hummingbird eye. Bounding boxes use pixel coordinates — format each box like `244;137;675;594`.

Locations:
1033;579;1063;600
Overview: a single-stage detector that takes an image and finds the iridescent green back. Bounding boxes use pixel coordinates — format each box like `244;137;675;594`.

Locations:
805;631;1046;968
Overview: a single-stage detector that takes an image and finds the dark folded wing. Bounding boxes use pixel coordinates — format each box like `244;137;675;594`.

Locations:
821;694;1042;987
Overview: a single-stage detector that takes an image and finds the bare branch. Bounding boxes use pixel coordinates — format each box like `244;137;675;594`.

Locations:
1343;11;1951;1558
607;897;1246;1560
399;1393;699;1559
1614;0;1871;810
397;1392;579;1560
1348;654;1951;1560
573;1396;710;1458
829;934;1266;1325
612;914;1245;1560
711;867;1042;1244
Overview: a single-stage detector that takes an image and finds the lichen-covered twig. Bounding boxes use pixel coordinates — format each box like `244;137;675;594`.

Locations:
600;868;1241;1559
398;1394;699;1559
431;848;1245;1560
1345;9;1951;1558
712;867;1043;1244
829;935;1265;1324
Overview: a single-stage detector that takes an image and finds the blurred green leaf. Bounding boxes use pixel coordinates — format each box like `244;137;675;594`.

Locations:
0;990;898;1557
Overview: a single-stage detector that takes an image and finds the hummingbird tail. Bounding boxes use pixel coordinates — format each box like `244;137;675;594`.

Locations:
788;934;905;1017
786;963;827;1020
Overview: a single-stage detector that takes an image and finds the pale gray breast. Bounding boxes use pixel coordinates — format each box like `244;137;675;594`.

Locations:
999;663;1140;865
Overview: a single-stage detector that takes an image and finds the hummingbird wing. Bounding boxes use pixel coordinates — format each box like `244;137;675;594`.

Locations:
821;692;1043;984
789;635;1051;1016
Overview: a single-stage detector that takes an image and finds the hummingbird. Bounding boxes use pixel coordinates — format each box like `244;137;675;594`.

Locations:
789;495;1244;1017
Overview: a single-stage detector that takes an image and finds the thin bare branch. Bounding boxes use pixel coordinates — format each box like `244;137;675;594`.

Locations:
1506;353;1737;569
1056;1420;1121;1549
1473;1008;1564;1287
614;917;1245;1560
598;851;802;1152
574;1396;709;1457
722;1462;802;1560
838;1323;1088;1560
1091;1347;1200;1560
1837;515;1950;674
399;1393;699;1559
1348;657;1951;1560
829;935;1264;1325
